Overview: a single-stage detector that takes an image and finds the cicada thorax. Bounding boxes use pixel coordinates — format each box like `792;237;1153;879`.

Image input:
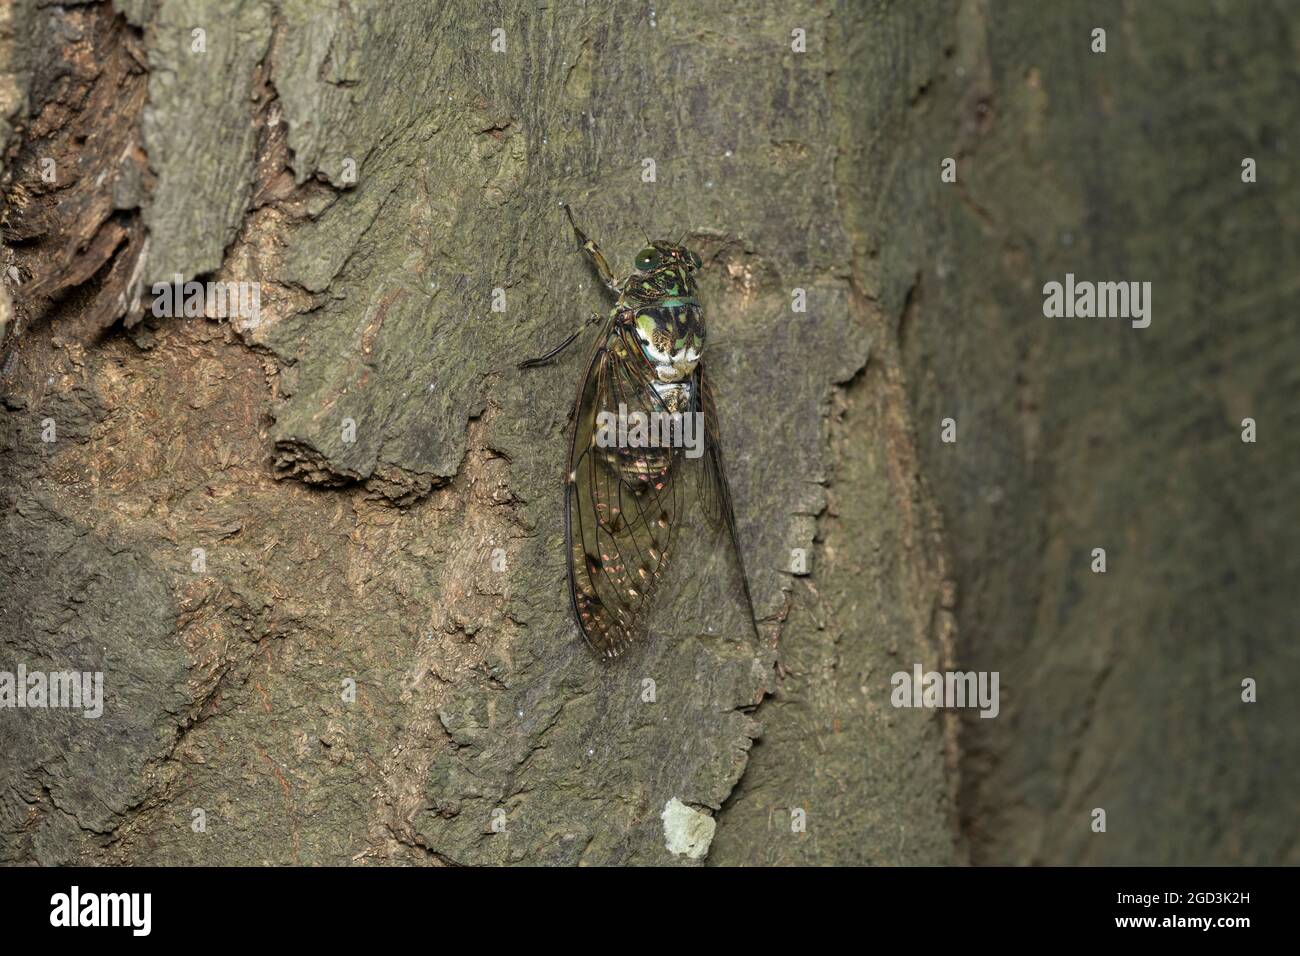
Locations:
599;282;706;492
621;264;707;386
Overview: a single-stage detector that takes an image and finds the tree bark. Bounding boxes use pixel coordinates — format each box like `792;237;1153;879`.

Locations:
0;0;1293;865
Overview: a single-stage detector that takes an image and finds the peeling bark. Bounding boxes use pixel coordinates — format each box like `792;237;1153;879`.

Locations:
1;3;148;342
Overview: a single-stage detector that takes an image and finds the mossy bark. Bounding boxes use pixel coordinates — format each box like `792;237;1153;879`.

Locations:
0;0;1292;865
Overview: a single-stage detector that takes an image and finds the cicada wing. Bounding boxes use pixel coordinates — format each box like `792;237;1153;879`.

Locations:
566;324;687;658
694;367;757;631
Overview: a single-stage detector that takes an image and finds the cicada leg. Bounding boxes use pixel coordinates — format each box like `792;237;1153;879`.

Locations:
562;203;622;296
518;312;604;370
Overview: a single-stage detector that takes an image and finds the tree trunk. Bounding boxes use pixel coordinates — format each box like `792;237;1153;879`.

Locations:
0;0;1292;865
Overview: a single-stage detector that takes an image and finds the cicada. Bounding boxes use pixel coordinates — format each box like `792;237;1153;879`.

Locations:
519;205;753;659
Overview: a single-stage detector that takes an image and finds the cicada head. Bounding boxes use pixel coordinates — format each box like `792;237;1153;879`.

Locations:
634;241;702;275
628;242;703;306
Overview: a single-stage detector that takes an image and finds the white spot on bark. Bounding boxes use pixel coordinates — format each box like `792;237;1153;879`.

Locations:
661;798;715;860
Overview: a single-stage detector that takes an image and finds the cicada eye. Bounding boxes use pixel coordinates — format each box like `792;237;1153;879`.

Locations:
635;248;661;271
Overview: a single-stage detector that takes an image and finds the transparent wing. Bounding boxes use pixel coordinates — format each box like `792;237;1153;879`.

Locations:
566;324;689;658
693;367;757;630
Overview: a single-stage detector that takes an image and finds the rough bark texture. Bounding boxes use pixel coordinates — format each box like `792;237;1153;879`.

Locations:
0;0;1293;865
